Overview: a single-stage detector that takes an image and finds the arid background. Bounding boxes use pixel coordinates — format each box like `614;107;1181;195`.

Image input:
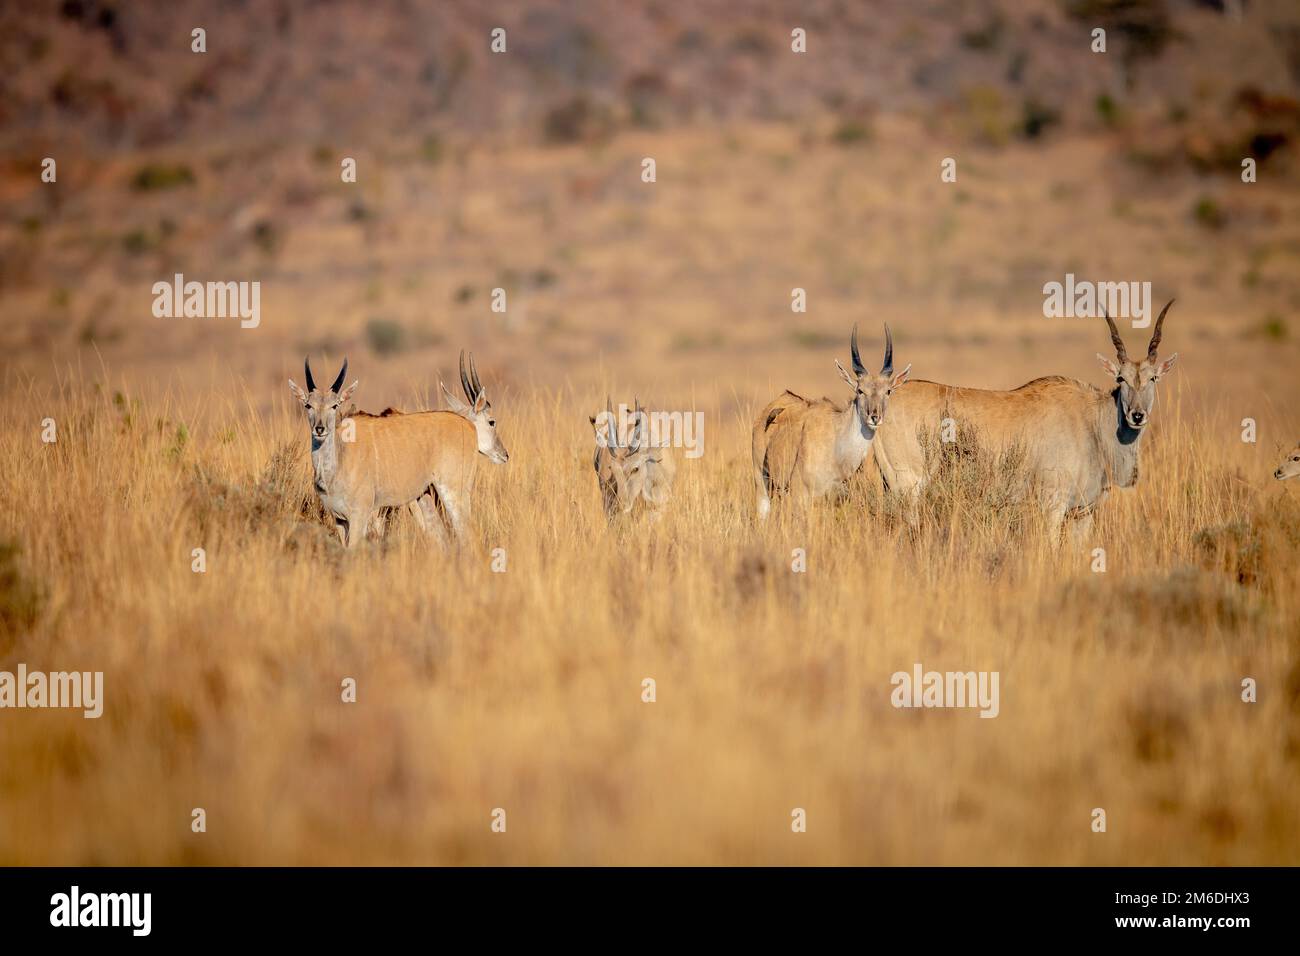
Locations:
2;0;1300;864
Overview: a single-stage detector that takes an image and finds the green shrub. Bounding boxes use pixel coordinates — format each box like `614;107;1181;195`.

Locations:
131;163;196;191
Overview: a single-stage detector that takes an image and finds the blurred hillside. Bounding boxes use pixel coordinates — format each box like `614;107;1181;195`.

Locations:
4;1;1300;870
4;0;1299;150
1;0;1299;418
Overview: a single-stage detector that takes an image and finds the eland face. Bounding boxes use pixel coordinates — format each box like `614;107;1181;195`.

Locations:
1275;443;1300;481
289;357;357;444
441;351;509;464
1097;300;1178;432
837;324;911;432
590;398;673;518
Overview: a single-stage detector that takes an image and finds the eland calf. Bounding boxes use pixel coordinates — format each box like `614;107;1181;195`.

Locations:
752;324;910;518
1275;442;1300;481
589;398;676;519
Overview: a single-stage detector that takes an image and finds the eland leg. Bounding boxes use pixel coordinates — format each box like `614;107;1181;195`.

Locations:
414;491;450;549
343;511;371;549
433;482;469;544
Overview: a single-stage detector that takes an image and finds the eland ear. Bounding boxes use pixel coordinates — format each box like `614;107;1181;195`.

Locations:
590;411;615;447
891;363;912;389
1157;352;1179;377
339;380;359;403
835;359;857;389
288;380;306;402
1097;353;1121;377
440;380;470;415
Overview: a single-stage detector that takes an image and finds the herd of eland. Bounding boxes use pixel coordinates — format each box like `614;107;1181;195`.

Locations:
288;303;1296;548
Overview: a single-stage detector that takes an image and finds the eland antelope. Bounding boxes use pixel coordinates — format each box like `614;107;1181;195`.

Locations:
288;352;507;548
752;324;911;518
589;398;676;519
870;301;1179;538
1275;442;1300;481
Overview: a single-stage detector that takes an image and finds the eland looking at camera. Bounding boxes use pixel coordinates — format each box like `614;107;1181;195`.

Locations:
288;351;507;548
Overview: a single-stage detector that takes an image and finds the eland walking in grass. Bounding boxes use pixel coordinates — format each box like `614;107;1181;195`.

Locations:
751;324;911;518
870;301;1179;539
288;352;507;548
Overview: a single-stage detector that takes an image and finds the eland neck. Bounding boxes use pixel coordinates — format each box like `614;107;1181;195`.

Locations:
834;403;875;476
310;424;344;493
1098;386;1144;489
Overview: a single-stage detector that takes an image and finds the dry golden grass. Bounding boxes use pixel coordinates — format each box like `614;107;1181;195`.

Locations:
4;3;1300;860
1;365;1298;865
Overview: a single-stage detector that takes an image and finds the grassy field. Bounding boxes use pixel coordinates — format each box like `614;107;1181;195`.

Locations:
3;1;1300;865
1;354;1298;864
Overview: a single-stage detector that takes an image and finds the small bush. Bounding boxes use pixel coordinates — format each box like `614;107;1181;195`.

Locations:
788;330;840;350
731;28;775;58
365;318;408;356
1020;98;1061;140
960;15;1004;52
251;220;281;255
1194;494;1300;592
420;133;443;165
1192;196;1226;230
1125;696;1189;763
831;120;873;147
962;86;1010;147
913;421;1038;542
131;163;195;192
1095;92;1122;127
121;219;175;256
1259;313;1288;340
186;443;323;543
0;539;43;639
1193;520;1262;585
625;72;672;129
542;96;613;145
